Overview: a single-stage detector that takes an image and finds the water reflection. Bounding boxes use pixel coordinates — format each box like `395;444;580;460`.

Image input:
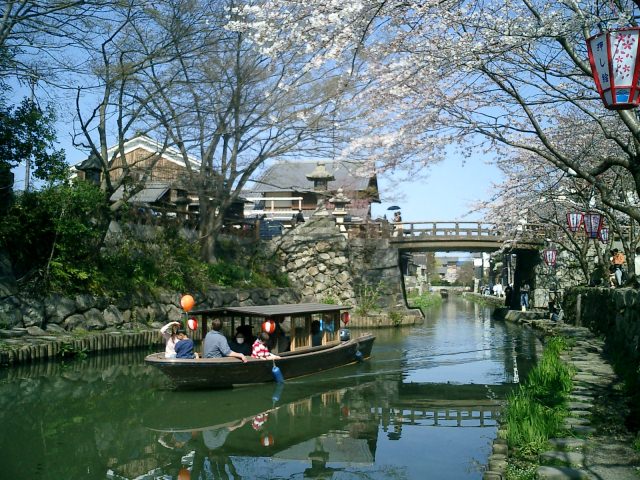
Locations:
0;297;540;479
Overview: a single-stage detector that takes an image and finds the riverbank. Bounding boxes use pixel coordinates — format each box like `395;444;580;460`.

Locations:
486;311;640;479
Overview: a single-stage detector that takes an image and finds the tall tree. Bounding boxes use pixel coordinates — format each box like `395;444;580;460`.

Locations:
230;0;640;226
140;0;352;261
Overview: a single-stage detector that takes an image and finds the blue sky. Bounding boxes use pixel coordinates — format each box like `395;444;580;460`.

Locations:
372;155;502;222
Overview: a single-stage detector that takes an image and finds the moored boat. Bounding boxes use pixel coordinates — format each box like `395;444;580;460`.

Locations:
145;303;375;389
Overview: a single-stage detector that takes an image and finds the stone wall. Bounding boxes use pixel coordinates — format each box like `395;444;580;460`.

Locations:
0;286;300;335
275;216;356;304
275;215;421;325
563;287;640;381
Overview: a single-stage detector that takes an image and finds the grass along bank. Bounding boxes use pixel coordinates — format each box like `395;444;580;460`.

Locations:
407;291;443;313
504;336;575;480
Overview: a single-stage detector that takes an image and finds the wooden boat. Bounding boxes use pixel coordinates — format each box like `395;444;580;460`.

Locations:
145;303;375;389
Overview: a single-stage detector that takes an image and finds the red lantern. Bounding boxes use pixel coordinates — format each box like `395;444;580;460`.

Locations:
260;433;274;447
566;212;584;233
178;468;191;480
543;249;557;267
341;311;350;325
180;294;195;312
583;212;604;239
587;27;640;110
262;319;276;334
599;227;610;243
187;317;198;331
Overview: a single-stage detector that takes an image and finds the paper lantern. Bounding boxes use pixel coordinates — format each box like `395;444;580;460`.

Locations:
583;212;604;239
599;227;610;243
543;249;557;267
341;311;350;325
262;319;276;334
187;317;198;331
178;468;191;480
260;433;274;447
587;27;640;110
566;212;584;233
180;294;195;312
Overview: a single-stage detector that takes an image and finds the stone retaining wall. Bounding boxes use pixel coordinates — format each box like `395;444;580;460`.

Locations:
562;287;640;383
0;287;300;366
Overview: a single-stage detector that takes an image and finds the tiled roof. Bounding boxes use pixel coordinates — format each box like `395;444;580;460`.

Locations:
250;160;376;195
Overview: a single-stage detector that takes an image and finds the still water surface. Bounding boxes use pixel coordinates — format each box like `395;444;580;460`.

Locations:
0;297;540;479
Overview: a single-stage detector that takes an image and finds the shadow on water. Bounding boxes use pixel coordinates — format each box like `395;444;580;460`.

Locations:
0;296;540;479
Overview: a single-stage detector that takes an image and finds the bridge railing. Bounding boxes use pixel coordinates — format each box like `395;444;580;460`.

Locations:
342;221;548;242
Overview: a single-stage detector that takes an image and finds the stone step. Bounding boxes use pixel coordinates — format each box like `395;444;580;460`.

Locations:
540;450;585;468
569;425;596;435
536;465;592;479
564;417;591;428
548;438;586;451
567;401;592;411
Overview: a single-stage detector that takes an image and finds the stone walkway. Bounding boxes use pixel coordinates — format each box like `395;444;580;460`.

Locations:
536;322;640;479
489;313;640;480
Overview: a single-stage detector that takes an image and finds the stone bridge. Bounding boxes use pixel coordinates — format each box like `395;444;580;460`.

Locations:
344;221;545;252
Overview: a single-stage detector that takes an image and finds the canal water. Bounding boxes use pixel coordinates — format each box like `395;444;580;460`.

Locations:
0;297;540;479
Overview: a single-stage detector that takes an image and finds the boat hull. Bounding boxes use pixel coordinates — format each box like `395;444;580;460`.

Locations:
145;333;375;389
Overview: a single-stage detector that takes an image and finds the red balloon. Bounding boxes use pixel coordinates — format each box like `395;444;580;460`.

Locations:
187;317;198;331
260;433;274;447
180;294;195;312
262;319;276;334
341;311;350;325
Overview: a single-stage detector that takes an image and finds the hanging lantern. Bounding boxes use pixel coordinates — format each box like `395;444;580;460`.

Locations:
587;28;640;110
262;319;276;334
180;294;195;312
543;249;557;267
599;227;610;243
583;212;604;239
187;317;198;331
341;311;350;325
566;212;584;233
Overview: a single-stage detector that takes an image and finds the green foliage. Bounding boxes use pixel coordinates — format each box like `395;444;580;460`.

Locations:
388;310;402;326
0;96;67;181
408;291;442;311
59;342;88;360
1;181;289;296
321;296;337;305
355;281;383;316
0;181;110;292
505;336;574;460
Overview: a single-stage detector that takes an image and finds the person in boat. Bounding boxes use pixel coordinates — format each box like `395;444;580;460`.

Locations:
203;318;248;362
311;320;323;347
160;321;182;358
251;332;281;360
175;329;199;359
229;331;251;356
270;318;290;353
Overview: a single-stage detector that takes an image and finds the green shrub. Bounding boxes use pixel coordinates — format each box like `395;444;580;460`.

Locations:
408;291;442;310
505;336;573;460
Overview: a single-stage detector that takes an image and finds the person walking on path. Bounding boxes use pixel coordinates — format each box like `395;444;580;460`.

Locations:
520;283;530;311
611;249;626;286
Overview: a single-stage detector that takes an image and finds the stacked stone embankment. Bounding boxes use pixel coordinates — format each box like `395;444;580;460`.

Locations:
0;287;300;366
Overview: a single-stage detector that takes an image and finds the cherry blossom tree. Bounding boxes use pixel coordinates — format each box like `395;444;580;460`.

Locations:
229;0;640;225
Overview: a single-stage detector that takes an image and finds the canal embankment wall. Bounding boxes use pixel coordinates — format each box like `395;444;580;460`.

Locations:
562;287;640;394
0;287;301;366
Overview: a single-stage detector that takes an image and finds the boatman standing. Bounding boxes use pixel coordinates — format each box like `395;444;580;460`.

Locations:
203;318;248;362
